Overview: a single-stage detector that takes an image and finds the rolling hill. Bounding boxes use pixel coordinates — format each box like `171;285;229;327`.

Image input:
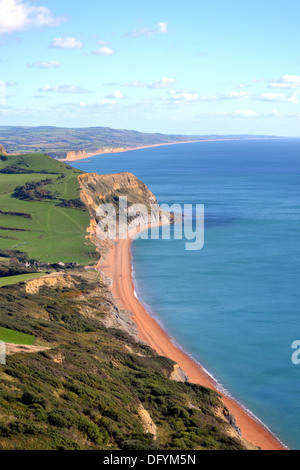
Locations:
0;151;97;264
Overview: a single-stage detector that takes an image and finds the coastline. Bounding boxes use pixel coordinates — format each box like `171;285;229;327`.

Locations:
100;225;286;451
62;137;280;163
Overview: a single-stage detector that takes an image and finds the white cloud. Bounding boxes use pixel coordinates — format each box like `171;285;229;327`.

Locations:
269;75;300;89
38;84;90;94
0;0;67;35
149;77;176;89
102;81;120;86
95;99;117;106
212;90;299;103
50;37;83;50
167;90;200;104
270;109;281;116
260;92;287;101
124;77;176;89
124;80;147;88
98;40;108;46
221;91;250;99
4;81;17;86
258;91;299;103
94;46;115;56
236;109;258;117
28;61;62;69
106;91;124;99
127;21;168;37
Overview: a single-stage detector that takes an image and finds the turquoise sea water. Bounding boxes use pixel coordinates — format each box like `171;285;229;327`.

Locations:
72;139;300;449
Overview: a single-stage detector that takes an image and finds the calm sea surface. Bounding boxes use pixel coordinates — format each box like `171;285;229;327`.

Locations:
71;139;300;449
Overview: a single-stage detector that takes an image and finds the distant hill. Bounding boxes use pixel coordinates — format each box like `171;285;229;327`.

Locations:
0;126;279;160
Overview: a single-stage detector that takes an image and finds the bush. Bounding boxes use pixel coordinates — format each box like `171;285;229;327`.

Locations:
21;391;43;406
78;417;108;444
48;412;69;429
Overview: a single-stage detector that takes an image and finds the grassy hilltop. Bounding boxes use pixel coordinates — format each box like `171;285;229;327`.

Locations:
0;151;97;264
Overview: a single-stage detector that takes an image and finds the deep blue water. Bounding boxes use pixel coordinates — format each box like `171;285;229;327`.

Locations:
71;139;300;449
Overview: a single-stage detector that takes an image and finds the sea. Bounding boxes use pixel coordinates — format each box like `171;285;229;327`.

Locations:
71;139;300;449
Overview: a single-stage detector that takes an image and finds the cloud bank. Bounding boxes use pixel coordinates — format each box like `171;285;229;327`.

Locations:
0;0;67;35
38;84;90;94
50;37;83;50
127;22;168;38
28;61;62;69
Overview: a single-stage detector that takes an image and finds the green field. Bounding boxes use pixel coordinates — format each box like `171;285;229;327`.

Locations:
0;272;46;287
0;152;97;264
0;326;35;345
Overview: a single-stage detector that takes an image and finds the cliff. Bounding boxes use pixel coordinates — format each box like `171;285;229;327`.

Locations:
64;147;127;161
78;172;169;258
0;144;7;155
25;273;75;295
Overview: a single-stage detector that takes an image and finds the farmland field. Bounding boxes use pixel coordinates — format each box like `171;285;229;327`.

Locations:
0;272;46;288
0;326;35;345
0;152;97;264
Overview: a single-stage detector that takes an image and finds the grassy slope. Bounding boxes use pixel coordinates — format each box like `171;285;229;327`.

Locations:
0;270;245;450
0;327;35;345
0;153;97;264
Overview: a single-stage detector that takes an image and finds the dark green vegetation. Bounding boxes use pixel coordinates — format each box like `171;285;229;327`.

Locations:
0;250;37;278
0;270;246;450
0;126;272;159
0;327;35;345
0;152;97;264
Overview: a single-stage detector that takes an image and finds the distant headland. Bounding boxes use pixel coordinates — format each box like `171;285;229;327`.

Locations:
0;125;285;161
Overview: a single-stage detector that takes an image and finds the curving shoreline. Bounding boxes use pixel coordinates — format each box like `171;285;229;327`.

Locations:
100;225;286;451
63;137;280;162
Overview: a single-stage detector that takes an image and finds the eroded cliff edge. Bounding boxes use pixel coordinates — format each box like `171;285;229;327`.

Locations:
63;147;127;162
78;171;167;259
0;144;7;155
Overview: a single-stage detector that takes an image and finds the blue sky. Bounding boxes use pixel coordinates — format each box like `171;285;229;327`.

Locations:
0;0;300;135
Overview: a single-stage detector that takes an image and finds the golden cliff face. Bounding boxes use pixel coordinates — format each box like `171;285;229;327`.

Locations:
64;147;126;161
78;172;160;257
25;273;74;295
0;144;7;155
79;172;157;205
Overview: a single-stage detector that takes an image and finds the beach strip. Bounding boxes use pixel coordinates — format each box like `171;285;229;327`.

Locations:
63;137;280;162
100;226;286;451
